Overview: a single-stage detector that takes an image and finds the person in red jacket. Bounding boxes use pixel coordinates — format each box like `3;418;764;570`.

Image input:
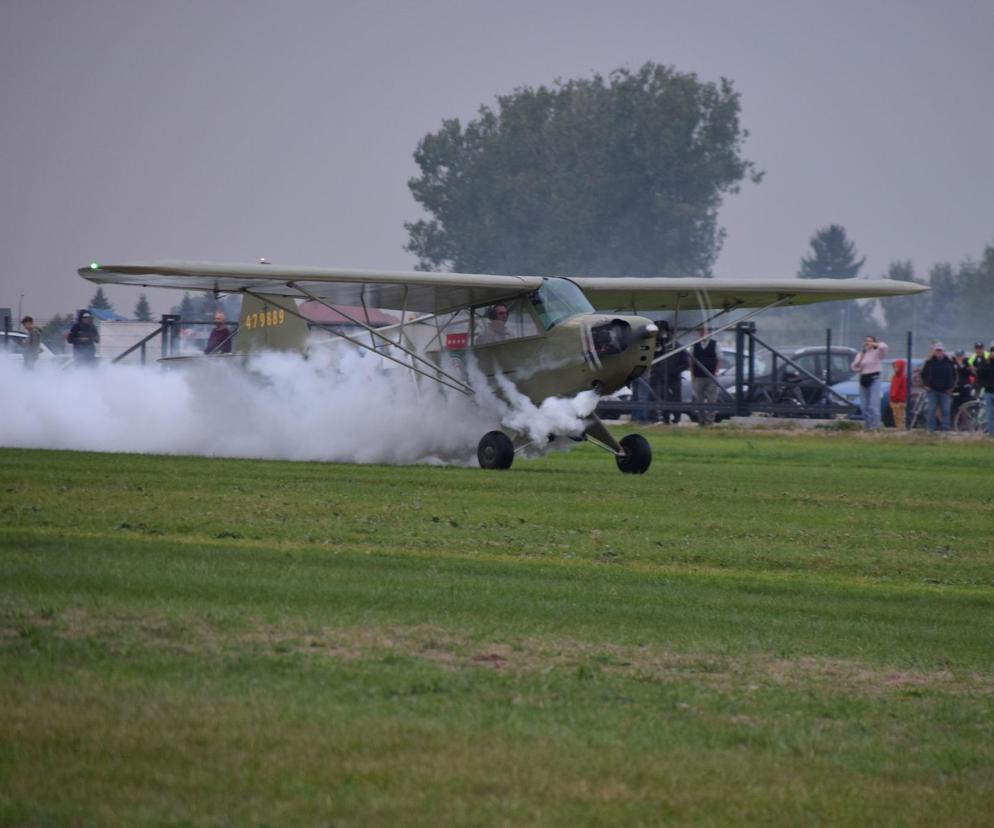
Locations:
888;359;908;429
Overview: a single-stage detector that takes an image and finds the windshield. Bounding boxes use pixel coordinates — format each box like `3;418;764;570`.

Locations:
529;278;594;329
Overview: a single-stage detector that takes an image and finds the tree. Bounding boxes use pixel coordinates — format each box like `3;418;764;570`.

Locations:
913;244;994;347
798;225;866;279
406;62;760;278
41;313;73;353
169;292;238;322
133;294;152;322
172;293;196;321
879;260;922;340
89;287;113;311
796;225;869;342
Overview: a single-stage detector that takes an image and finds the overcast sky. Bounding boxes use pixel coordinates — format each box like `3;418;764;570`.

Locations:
2;0;992;319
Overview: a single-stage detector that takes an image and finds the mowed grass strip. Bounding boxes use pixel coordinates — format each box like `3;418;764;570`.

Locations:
2;431;994;825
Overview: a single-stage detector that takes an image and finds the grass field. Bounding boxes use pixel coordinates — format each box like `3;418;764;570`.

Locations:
2;428;994;826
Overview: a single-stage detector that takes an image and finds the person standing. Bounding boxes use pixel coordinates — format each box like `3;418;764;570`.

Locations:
951;349;975;417
850;335;889;429
967;340;989;371
66;310;99;365
653;322;689;425
974;342;994;438
920;343;956;432
205;311;233;355
20;316;43;369
888;358;908;430
691;326;720;426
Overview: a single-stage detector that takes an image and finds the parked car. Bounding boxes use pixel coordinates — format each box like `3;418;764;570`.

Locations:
720;345;859;409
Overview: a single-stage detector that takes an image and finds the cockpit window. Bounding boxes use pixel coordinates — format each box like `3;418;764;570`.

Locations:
472;297;540;346
529;278;594;329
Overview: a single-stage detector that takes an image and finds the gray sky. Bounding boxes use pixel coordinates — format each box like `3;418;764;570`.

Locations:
2;0;992;319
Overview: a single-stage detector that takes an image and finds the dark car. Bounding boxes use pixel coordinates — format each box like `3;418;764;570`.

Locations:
719;345;859;409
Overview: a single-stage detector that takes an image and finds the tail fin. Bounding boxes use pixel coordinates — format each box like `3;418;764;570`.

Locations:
235;293;309;353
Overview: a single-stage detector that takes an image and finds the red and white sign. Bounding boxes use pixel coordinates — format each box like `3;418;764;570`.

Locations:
446;332;469;350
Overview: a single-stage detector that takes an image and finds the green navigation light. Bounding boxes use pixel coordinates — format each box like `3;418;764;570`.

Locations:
90;262;100;270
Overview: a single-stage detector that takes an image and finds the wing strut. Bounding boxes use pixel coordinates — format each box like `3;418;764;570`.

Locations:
282;284;475;396
653;296;793;367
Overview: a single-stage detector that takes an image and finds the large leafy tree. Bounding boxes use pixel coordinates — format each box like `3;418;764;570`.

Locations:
406;63;760;278
798;225;865;279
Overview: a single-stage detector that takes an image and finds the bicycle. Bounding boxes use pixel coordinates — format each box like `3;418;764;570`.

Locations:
954;399;989;433
906;391;929;430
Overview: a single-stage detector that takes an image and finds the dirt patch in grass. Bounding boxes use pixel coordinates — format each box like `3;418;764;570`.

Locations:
7;608;990;698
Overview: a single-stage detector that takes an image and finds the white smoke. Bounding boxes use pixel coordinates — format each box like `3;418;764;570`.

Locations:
0;348;600;466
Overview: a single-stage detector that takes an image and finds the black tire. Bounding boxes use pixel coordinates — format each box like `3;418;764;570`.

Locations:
616;434;652;474
477;431;515;470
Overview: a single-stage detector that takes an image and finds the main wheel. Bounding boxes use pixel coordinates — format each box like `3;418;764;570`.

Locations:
477;430;515;470
616;434;652;474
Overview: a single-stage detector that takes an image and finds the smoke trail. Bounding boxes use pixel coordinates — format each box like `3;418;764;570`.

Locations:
0;349;599;466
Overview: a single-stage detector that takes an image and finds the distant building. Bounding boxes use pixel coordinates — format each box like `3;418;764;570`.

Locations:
299;301;400;341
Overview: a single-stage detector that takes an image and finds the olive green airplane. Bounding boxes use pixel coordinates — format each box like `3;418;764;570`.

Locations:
80;261;926;474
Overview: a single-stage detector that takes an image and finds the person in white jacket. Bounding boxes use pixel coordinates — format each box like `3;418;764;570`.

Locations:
851;335;889;429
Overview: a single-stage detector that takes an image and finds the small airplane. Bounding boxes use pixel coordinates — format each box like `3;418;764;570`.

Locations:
80;260;926;473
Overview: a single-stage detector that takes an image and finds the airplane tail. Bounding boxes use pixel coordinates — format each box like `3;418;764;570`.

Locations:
235;293;309;353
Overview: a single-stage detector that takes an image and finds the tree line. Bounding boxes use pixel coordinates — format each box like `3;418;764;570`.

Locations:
405;62;991;350
34;61;989;353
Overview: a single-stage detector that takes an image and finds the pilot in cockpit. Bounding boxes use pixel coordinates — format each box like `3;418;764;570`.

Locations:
477;304;509;344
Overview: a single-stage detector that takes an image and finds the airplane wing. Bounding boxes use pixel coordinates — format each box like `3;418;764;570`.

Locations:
80;261;543;315
81;261;927;316
569;277;929;311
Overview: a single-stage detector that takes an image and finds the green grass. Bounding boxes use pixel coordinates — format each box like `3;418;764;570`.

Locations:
2;430;994;826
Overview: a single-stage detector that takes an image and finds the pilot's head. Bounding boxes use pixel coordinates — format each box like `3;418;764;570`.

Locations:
491;305;508;323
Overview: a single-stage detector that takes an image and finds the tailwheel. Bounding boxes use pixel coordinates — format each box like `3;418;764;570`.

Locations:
616;434;652;474
477;430;515;470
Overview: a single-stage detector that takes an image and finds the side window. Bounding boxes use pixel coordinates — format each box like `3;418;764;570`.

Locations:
830;353;855;377
785;354;818;379
473;298;540;346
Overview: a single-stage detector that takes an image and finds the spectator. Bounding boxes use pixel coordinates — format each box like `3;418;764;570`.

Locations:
205;311;233;355
951;349;975;416
476;304;509;345
968;340;989;370
850;335;889;430
920;343;956;432
20;316;43;370
691;326;720;426
66;310;99;365
974;341;994;438
888;358;908;430
652;321;688;425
